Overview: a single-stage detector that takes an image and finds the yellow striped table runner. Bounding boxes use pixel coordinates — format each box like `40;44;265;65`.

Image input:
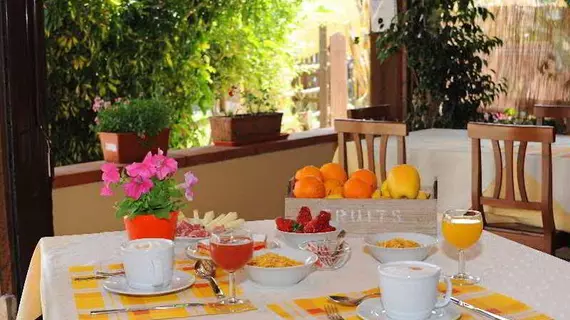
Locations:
70;259;256;319
267;284;552;319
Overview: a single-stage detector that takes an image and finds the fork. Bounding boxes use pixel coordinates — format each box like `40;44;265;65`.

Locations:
324;304;345;320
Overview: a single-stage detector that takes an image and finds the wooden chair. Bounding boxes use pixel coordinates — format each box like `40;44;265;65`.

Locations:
335;119;407;182
468;122;567;254
534;104;570;134
347;105;392;121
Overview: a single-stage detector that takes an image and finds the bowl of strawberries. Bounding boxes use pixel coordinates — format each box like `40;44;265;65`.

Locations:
275;207;341;248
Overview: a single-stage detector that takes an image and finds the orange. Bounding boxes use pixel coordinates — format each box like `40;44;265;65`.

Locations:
343;177;374;199
330;186;344;196
320;163;348;183
293;176;326;198
324;179;343;196
295;165;323;181
350;169;378;189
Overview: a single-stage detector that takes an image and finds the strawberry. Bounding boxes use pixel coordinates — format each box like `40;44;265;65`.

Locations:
275;217;295;232
316;211;332;225
321;226;336;232
303;220;318;233
296;206;312;225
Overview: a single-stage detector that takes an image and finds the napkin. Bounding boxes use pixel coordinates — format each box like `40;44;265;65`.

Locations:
70;259;256;319
267;284;552;319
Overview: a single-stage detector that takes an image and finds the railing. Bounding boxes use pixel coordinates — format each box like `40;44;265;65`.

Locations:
294;26;363;128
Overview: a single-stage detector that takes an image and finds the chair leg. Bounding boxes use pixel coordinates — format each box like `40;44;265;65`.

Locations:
0;295;17;320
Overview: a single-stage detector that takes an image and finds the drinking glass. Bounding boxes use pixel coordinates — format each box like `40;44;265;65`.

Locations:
442;209;483;285
210;228;253;305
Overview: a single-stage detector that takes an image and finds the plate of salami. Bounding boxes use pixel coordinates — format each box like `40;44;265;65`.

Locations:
175;210;245;242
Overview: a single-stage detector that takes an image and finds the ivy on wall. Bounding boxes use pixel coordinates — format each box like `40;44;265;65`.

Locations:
46;0;301;165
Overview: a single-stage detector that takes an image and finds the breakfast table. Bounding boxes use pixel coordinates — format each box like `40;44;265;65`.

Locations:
32;219;570;319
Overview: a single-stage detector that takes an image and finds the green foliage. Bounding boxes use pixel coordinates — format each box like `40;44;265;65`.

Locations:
45;0;302;165
242;88;278;114
376;0;507;130
116;177;185;219
93;98;172;137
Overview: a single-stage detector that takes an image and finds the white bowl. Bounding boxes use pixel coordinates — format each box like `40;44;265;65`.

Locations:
276;222;341;248
244;247;318;287
364;232;437;263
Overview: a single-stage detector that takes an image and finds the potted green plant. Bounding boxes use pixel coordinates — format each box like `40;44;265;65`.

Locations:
209;87;285;146
376;0;507;129
93;97;172;163
100;150;198;240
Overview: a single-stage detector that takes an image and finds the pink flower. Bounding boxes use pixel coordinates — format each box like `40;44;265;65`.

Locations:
494;112;508;121
126;154;156;178
181;171;199;200
101;163;120;184
92;96;104;112
100;183;113;196
147;149;178;180
123;176;154;200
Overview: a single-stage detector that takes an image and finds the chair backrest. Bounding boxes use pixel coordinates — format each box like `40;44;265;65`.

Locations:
347;105;392;121
467;122;556;233
534;104;570;133
335;119;407;181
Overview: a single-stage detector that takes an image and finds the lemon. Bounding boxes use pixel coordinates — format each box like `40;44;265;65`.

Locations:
326;194;344;199
380;180;391;198
372;189;382;199
417;191;430;199
386;164;421;199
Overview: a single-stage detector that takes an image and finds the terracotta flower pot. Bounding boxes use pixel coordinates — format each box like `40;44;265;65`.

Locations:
98;128;170;164
124;212;177;240
209;113;286;146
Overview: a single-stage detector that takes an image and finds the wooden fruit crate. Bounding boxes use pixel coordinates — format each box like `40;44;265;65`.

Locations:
285;181;438;236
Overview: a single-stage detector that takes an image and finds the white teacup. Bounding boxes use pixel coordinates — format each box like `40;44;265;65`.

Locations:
121;238;174;290
378;261;452;320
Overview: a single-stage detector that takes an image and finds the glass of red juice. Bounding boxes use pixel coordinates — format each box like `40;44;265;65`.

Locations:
210;228;253;305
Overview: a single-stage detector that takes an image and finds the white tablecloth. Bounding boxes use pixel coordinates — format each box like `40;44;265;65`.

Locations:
38;220;570;319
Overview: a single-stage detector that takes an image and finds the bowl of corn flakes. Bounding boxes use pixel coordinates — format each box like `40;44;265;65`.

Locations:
363;232;437;263
244;247;318;287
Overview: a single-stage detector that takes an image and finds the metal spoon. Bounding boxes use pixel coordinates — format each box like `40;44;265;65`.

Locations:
331;230;347;258
328;292;380;306
194;259;224;299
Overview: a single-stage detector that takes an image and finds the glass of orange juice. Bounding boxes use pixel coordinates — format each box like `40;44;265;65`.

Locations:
442;209;483;285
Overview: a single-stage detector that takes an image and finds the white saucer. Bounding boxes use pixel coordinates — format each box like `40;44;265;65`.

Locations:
175;236;209;243
102;270;195;296
356;298;461;320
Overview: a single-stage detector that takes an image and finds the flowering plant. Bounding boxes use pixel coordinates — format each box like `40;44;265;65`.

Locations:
482;108;535;125
100;150;198;219
92;97;172;138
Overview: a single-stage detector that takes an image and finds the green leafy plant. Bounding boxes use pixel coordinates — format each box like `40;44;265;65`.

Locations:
482;108;564;133
45;0;302;165
242;88;278;115
376;0;507;130
93;98;172;137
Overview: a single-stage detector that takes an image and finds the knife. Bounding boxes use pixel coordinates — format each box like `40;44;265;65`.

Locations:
90;302;216;315
73;271;125;281
451;297;511;320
